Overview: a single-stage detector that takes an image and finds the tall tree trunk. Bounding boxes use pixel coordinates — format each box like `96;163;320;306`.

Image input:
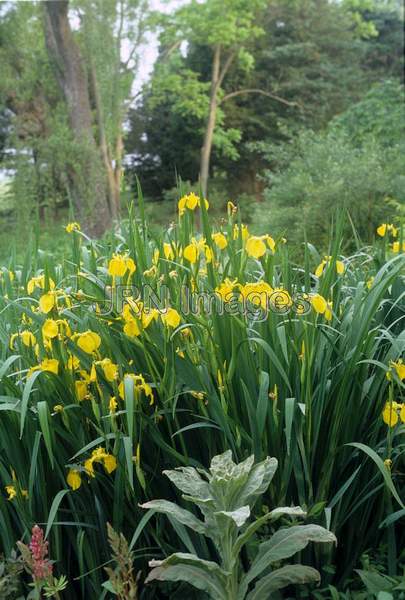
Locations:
200;45;221;198
43;0;111;237
113;132;123;214
88;56;118;220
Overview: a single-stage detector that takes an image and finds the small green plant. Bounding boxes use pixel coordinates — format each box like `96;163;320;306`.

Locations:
0;550;24;599
103;523;139;599
141;451;337;599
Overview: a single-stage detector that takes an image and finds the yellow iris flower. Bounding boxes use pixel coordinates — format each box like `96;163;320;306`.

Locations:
212;232;227;250
311;294;333;320
245;236;267;259
108;254;136;277
77;330;101;354
382;401;405;427
161;307;181;328
118;374;154;404
65;222;81;233
42;319;59;340
67;469;82;491
84;447;117;478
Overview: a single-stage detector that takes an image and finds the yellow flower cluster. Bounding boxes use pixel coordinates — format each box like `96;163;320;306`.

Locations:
212;232;227;250
213;279;333;319
0;268;14;282
245;235;275;259
75;330;101;354
27;274;55;295
3;199;389;504
176;198;281;266
66;469;82;491
178;192;208;216
118;373;154;404
67;447;117;491
233;224;249;240
215;280;276;309
215;278;238;301
14;295;155;409
161;307;181;328
241;281;274;306
85;447;117;477
39;291;57;313
163;242;175;260
383;360;405;427
183;237;213;264
121;298;181;336
93;358;118;382
10;330;36;349
376;223;398;237
42;318;71;341
5;484;28;501
28;358;59;378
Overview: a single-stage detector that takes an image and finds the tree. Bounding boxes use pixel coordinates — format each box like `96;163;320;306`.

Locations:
43;0;149;234
359;1;404;78
0;0;149;236
128;0;395;200
126;92;203;197
77;0;149;218
44;0;112;235
152;0;279;197
253;81;404;248
0;2;67;220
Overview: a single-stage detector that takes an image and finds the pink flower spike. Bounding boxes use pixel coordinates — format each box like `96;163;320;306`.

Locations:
29;525;53;581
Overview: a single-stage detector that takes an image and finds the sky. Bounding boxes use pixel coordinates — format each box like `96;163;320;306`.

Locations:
70;0;186;91
132;0;186;91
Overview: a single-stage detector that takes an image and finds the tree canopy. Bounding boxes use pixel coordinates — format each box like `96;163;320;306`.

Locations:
0;0;403;242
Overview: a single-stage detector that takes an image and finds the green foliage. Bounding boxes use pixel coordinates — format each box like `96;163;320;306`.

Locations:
140;0;267;189
355;568;405;598
142;451;336;599
159;0;266;49
0;550;24;599
149;67;210;121
0;199;403;598
127;0;404;198
303;542;405;598
0;2;67;217
332;80;404;147
254;81;404;249
342;0;379;38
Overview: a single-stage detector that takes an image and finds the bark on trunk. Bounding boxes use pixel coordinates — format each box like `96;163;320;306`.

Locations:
88;57;118;220
200;45;221;198
43;0;111;237
113;132;123;214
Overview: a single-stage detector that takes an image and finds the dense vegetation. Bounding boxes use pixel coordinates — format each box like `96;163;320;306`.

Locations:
0;196;404;598
254;80;405;249
0;1;404;598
